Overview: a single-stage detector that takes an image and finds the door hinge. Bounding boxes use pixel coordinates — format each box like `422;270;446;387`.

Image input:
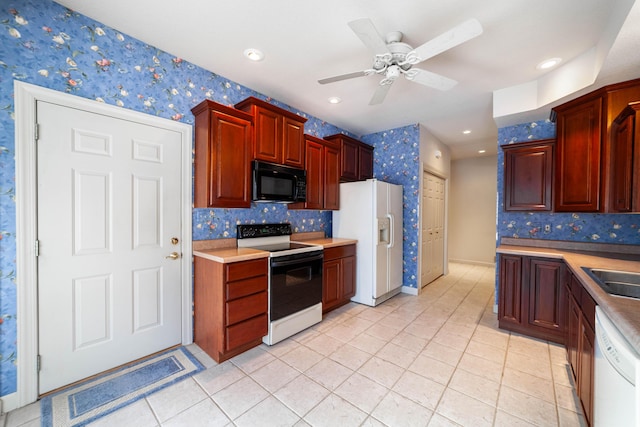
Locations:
35;123;40;141
37;355;41;372
34;239;40;257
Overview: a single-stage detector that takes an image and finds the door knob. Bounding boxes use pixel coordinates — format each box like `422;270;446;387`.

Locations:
165;252;180;260
171;237;179;245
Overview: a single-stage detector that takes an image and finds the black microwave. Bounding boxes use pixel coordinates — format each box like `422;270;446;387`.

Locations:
252;161;306;203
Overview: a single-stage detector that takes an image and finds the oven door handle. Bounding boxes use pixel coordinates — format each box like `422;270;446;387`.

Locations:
271;253;324;268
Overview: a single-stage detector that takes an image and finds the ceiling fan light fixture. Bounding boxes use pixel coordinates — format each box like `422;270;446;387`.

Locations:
328;96;342;104
243;48;264;61
536;57;561;70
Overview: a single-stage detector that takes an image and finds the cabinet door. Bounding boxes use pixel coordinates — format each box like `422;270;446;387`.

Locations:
282;116;305;168
304;139;324;210
610;113;634;212
202;109;252;208
579;319;594;425
527;258;566;341
340;139;359;181
503;141;553;211
324;145;341;210
498;254;523;327
554;97;603;212
358;145;374;180
254;106;281;164
566;289;580;380
342;255;356;300
323;259;341;312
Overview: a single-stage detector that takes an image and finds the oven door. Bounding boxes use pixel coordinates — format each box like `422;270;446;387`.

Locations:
269;251;323;322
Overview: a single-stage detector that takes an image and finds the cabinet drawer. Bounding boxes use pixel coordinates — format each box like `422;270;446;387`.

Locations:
324;244;356;261
570;274;582;300
226;258;268;282
226;275;267;300
226;291;268;325
226;313;268;351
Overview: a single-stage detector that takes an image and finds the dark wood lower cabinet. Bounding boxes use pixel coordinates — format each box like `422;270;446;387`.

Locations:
498;254;523;327
194;257;268;363
498;255;566;343
322;244;356;313
565;272;596;425
498;254;599;424
526;258;567;342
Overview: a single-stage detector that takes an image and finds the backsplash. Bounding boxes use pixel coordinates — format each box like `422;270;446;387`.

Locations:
192;206;332;240
497;119;640;245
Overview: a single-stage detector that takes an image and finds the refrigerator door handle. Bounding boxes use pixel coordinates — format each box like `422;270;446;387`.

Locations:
387;213;394;249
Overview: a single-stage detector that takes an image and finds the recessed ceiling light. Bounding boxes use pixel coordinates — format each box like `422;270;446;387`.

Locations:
328;96;342;104
463;130;471;134
536;57;562;70
243;48;264;61
478;149;486;154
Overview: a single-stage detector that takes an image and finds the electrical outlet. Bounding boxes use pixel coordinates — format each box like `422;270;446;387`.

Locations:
544;225;551;232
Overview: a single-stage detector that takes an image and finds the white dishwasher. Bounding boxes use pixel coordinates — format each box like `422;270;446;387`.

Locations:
594;306;640;427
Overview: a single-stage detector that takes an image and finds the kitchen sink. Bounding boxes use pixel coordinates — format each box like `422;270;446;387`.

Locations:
582;267;640;299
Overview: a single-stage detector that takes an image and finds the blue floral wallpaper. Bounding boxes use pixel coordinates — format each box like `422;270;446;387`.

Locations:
497;119;640;245
363;125;421;291
0;0;381;397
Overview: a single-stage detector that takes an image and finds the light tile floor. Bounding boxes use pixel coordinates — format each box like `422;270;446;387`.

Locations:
4;263;587;426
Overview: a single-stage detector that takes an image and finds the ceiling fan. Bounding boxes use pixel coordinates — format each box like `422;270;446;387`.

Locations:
319;18;483;105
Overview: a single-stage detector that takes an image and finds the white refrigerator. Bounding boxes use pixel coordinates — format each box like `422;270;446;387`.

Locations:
333;179;403;306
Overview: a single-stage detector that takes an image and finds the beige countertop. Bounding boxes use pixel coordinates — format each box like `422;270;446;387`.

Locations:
193;247;269;263
193;236;357;263
497;244;640;355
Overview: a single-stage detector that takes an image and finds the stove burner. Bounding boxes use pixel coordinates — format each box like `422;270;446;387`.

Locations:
237;223;321;257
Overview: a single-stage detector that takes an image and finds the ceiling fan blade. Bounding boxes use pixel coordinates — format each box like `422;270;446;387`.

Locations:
348;18;390;54
369;82;393;105
409;18;483;63
406;68;458;91
318;71;368;85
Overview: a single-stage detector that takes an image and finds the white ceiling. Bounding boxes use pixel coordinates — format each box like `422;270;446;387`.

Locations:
54;0;640;159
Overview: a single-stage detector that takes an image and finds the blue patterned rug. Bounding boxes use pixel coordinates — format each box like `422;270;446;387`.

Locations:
40;346;204;426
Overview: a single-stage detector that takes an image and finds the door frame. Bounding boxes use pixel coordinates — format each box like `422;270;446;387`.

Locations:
418;164;449;293
14;81;193;408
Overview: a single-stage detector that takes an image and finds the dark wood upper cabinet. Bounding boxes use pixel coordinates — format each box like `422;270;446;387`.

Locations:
503;140;554;211
552;78;640;212
323;134;374;182
323;143;341;209
191;100;253;208
553;96;602;212
358;143;374;180
289;135;340;210
235;97;307;169
610;102;640;212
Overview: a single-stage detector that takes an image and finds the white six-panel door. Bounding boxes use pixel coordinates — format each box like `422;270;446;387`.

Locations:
421;171;445;287
36;100;183;393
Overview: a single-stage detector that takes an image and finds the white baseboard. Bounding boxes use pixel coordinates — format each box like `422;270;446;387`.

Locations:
401;285;418;296
449;258;496;268
0;392;19;413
